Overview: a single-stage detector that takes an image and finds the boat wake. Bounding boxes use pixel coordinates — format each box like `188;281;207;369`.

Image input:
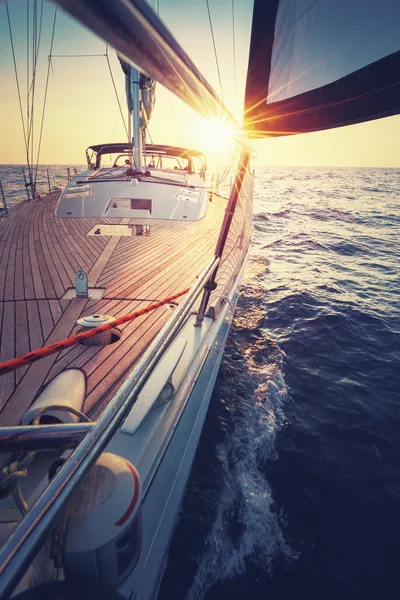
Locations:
186;275;297;600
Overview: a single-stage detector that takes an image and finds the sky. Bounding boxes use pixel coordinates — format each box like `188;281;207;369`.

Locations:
0;0;399;167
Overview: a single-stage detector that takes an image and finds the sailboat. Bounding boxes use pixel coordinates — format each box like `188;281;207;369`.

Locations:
0;0;399;598
0;1;253;598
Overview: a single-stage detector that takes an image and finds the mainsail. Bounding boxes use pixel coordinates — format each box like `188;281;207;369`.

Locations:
244;0;400;137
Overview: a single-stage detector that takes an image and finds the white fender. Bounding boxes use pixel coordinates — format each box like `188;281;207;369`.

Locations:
22;369;86;425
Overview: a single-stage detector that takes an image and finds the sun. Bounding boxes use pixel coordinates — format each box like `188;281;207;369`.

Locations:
191;117;237;154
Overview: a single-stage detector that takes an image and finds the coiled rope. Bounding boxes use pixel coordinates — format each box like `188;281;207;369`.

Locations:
0;405;90;515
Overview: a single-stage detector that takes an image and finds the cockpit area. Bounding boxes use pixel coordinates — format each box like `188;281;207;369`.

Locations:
86;143;207;179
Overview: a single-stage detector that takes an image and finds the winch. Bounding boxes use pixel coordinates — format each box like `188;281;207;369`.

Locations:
62;453;142;588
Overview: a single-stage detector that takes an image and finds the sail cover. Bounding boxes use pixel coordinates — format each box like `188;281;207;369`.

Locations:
244;0;400;137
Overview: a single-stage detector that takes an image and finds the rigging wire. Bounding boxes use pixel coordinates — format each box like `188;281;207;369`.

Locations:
205;0;224;104
147;126;154;145
29;0;36;169
108;104;124;143
212;146;239;190
232;0;236;104
108;82;128;143
28;0;43;188
6;1;30;181
26;0;30;177
33;6;57;194
27;0;44;101
105;45;130;142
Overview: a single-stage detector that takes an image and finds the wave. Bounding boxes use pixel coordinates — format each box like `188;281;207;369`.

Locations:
185;285;297;600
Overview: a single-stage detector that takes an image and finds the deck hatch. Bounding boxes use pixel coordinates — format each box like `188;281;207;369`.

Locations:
87;224;151;237
108;198;152;211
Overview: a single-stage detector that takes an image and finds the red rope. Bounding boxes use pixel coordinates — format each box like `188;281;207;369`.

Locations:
0;288;190;376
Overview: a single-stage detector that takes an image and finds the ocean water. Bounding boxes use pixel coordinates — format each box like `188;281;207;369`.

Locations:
159;167;400;600
0;164;84;207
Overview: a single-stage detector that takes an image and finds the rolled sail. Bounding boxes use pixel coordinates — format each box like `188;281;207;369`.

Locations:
118;55;156;121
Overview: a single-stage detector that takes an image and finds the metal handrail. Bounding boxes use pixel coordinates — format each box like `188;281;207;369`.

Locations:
0;423;95;454
0;255;219;599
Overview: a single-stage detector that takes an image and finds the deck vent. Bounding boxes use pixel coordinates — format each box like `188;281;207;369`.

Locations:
76;314;119;346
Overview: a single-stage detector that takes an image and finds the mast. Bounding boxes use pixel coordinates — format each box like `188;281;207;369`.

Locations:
130;66;143;171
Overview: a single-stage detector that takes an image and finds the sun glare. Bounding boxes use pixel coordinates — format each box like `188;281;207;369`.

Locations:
192;117;236;153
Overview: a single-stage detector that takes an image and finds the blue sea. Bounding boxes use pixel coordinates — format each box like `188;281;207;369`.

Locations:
159;167;400;600
0;164;83;207
1;165;399;599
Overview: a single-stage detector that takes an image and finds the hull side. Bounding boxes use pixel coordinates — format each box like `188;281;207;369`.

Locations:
118;253;249;600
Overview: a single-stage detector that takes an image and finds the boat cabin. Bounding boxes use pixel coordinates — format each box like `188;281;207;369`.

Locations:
86;143;207;178
56;143;209;221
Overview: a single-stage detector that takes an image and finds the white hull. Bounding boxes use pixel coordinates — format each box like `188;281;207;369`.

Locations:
117;253;248;600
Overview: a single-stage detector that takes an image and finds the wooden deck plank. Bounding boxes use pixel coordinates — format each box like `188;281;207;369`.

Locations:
98;216;219;295
98;225;187;285
33;238;56;298
105;233;214;301
45;345;101;383
82;242;213;396
68;217;108;255
61;216;104;264
26;301;44;351
63;218;101;263
0;299;88;425
28;203;46;299
99;220;190;277
3;217;24;301
88;236;121;287
45;209;75;290
49;299;63;325
84;308;170;415
15;301;30;385
22;215;35;299
42;231;217;406
0;191;225;425
53;216;93;272
14;216;25;300
38;301;54;341
39;208;68;298
0;302;15;406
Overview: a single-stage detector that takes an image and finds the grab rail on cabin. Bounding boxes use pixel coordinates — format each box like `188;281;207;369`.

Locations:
0;255;220;600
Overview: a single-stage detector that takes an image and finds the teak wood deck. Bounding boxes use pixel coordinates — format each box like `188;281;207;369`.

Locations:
0;192;225;426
